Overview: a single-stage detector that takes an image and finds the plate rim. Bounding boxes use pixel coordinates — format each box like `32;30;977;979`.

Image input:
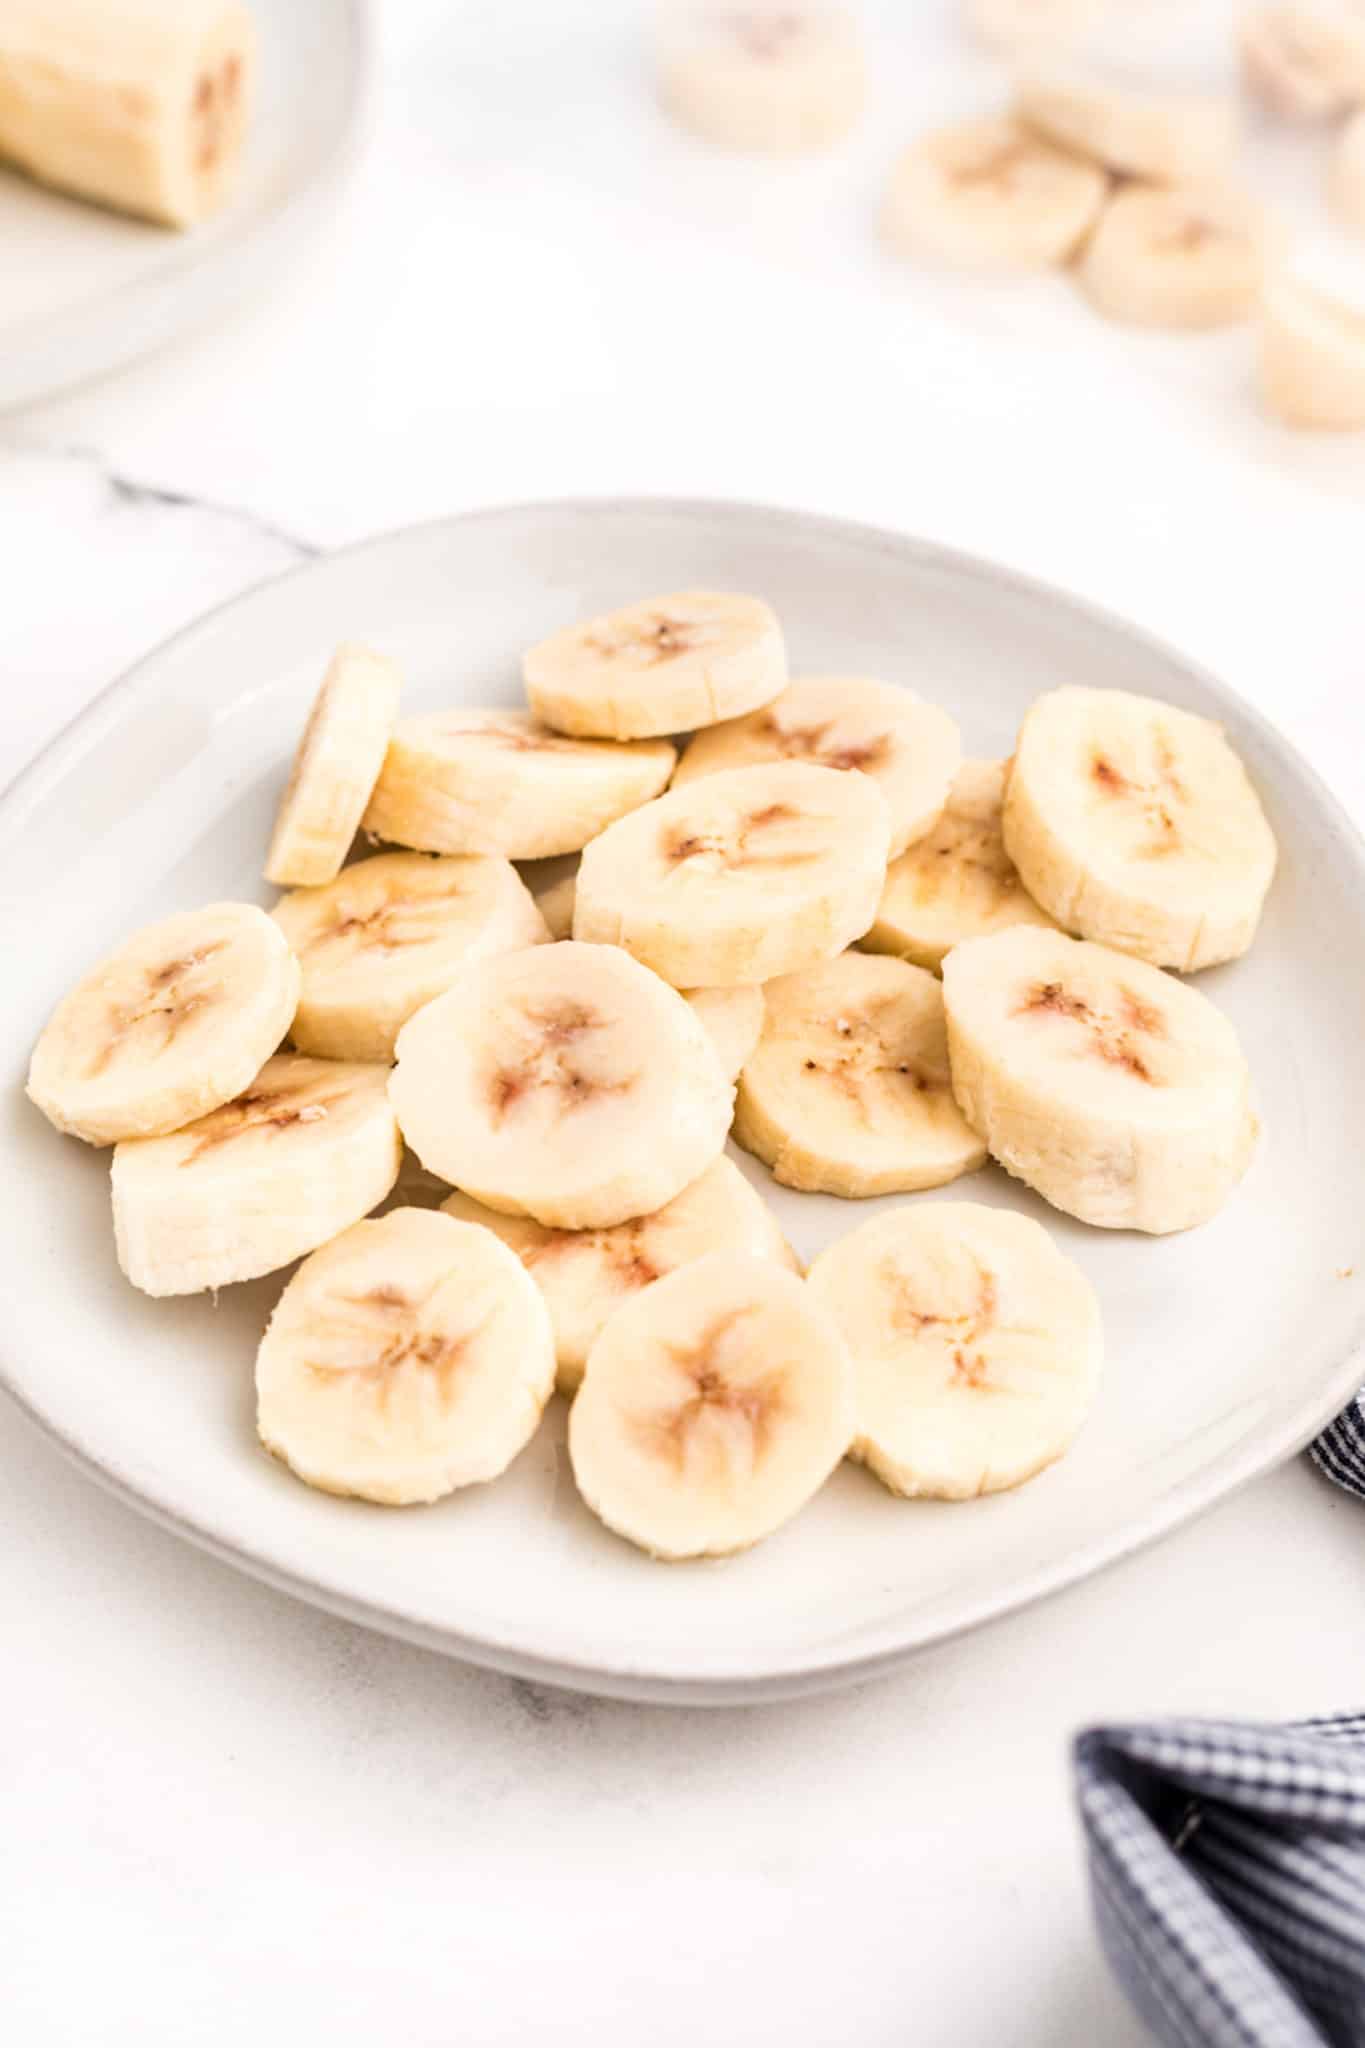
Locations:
5;493;1363;1706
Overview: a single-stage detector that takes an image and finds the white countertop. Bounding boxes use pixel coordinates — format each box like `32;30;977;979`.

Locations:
5;5;1364;2043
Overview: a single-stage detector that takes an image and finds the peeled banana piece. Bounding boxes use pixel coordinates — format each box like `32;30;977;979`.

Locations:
1239;5;1365;121
656;4;865;155
807;1203;1102;1498
1017;66;1238;185
883;115;1109;271
1259;274;1365;429
264;645;402;889
1077;184;1270;330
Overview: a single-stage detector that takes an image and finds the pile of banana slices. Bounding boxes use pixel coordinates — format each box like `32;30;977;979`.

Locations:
26;588;1277;1561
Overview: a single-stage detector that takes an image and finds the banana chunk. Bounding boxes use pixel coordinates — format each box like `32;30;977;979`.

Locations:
444;1156;796;1393
574;760;891;988
523;591;786;741
568;1252;854;1559
1259;274;1365;430
1077;184;1269;330
656;5;865;155
1017;67;1237;185
273;851;549;1062
734;951;987;1197
862;760;1058;973
807;1202;1102;1499
390;942;733;1229
942;927;1258;1233
264;645;401;889
112;1054;402;1296
1003;686;1277;970
256;1208;555;1506
964;0;1111;53
1239;5;1365;122
672;675;961;859
883;115;1109;272
27;902;300;1147
363;708;675;859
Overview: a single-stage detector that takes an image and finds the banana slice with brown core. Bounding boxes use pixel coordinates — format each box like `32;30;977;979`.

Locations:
883;115;1109;271
862;760;1058;973
574;760;891;988
523;591;786;741
112;1054;402;1297
1077;183;1270;329
1239;5;1365;121
807;1202;1102;1499
656;6;865;155
264;645;401;888
443;1156;797;1393
733;951;987;1198
964;0;1111;54
942;926;1258;1233
1017;67;1238;185
671;676;961;859
390;942;733;1229
1259;274;1365;430
272;851;549;1062
256;1208;555;1506
27;903;300;1147
568;1252;854;1559
1003;687;1276;970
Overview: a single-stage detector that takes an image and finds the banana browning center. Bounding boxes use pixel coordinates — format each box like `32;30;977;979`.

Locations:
90;943;228;1077
663;801;820;876
180;1076;351;1163
759;714;892;774
586;613;721;668
307;889;463;956
528;1216;663;1291
1089;731;1190;860
1018;980;1166;1085
304;1278;490;1406
801;996;949;1126
487;1000;632;1124
193;52;242;176
722;11;805;61
630;1307;787;1483
885;1255;1002;1392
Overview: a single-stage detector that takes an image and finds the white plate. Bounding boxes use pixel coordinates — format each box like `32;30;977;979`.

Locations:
4;498;1364;1705
0;0;369;412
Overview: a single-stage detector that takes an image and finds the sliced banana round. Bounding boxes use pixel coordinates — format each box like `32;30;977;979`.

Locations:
112;1054;402;1297
443;1156;796;1394
574;760;891;988
362;707;675;860
1259;273;1365;430
882;115;1109;272
942;926;1258;1233
256;1208;555;1506
1239;5;1365;122
1017;66;1238;185
272;851;548;1062
733;951;987;1198
1003;686;1277;970
523;591;786;741
1077;183;1269;329
671;676;961;859
568;1252;854;1560
807;1202;1102;1500
656;5;865;155
862;760;1058;973
263;645;401;888
964;0;1111;54
27;902;300;1147
1332;108;1365;231
390;942;733;1229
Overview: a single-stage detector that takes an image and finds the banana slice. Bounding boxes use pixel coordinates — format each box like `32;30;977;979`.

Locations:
390;942;733;1229
574;761;891;988
1003;686;1277;970
272;851;549;1062
112;1054;402;1297
964;0;1111;53
443;1155;796;1393
671;676;962;859
1017;67;1238;184
27;903;300;1147
1239;5;1365;121
362;708;675;859
882;115;1109;272
568;1252;854;1559
656;5;865;155
862;760;1058;973
806;1202;1102;1499
1077;183;1269;329
1332;107;1365;231
256;1208;555;1506
942;926;1258;1233
1259;273;1365;430
264;645;401;889
733;951;987;1197
523;591;786;741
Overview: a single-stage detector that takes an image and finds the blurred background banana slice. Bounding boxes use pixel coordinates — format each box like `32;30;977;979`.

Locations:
1238;3;1365;121
656;4;865;155
883;115;1110;271
1017;65;1238;184
1259;271;1365;427
1077;183;1271;328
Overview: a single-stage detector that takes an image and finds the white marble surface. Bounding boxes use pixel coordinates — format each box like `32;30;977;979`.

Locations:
5;4;1365;2043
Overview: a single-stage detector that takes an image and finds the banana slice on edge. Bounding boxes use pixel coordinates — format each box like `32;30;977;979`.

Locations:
523;590;786;741
882;115;1109;271
1238;5;1365;122
1077;183;1270;329
264;645;401;888
568;1251;855;1559
671;675;961;858
862;759;1058;973
1003;686;1277;970
656;5;865;155
443;1155;797;1393
112;1054;402;1297
942;926;1258;1233
27;902;300;1147
574;759;891;988
1259;272;1365;429
389;941;734;1229
734;950;987;1197
1017;67;1238;184
256;1208;555;1506
273;851;549;1062
807;1202;1102;1499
